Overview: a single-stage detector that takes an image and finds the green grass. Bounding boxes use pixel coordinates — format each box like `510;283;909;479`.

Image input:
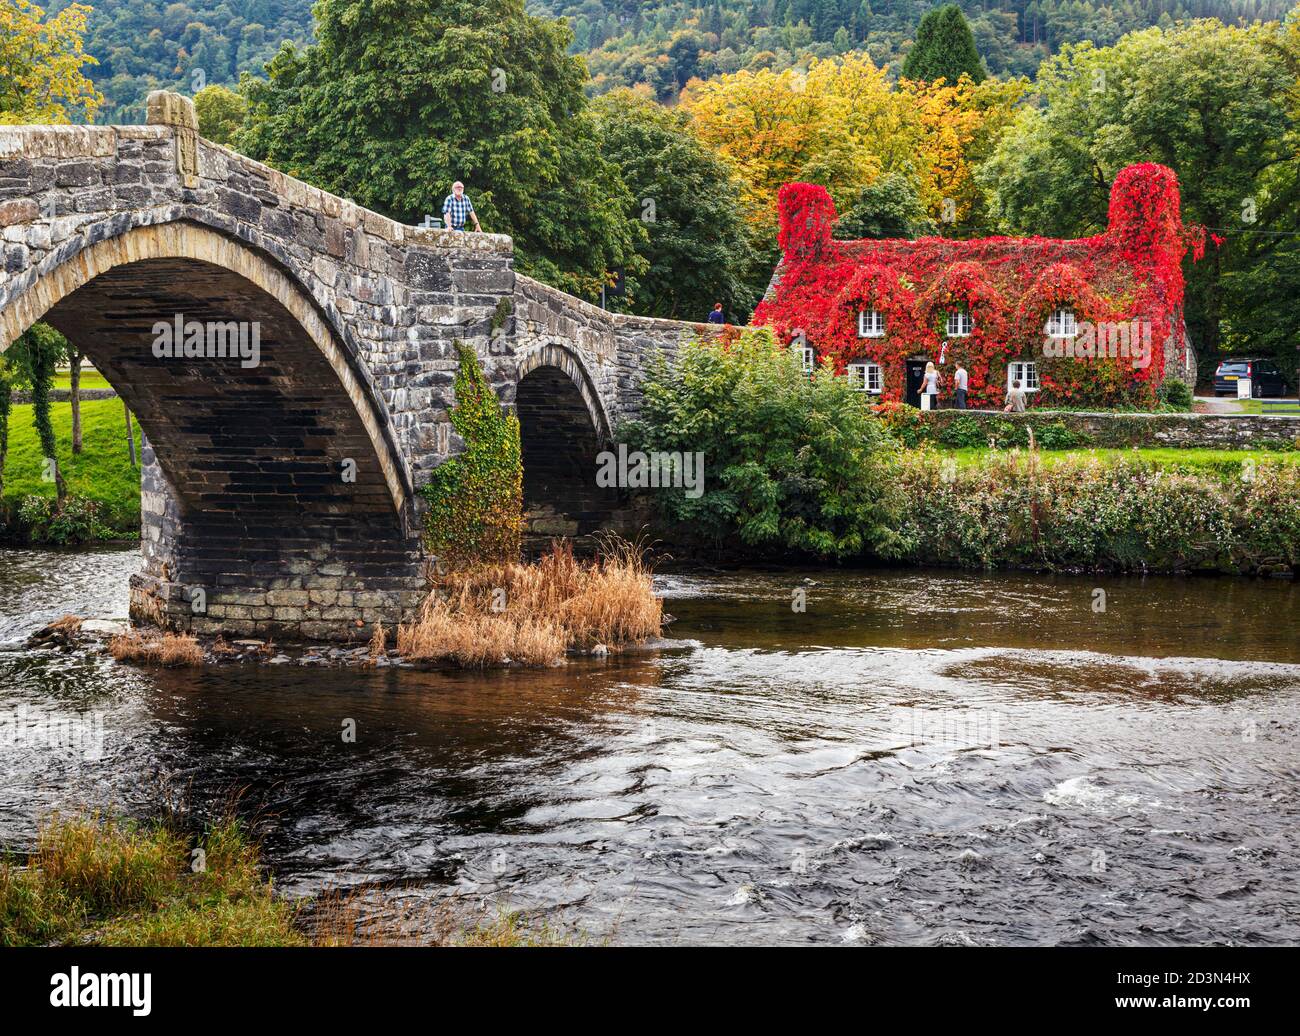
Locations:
0;814;304;947
2;397;142;533
939;446;1300;473
52;369;113;391
1238;398;1300;415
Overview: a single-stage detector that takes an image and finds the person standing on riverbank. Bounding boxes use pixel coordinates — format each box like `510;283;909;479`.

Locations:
954;362;968;410
442;182;481;233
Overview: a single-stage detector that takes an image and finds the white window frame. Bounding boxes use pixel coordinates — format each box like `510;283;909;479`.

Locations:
846;362;883;394
1045;308;1078;338
946;309;972;338
1008;360;1040;393
858;309;885;338
799;345;815;374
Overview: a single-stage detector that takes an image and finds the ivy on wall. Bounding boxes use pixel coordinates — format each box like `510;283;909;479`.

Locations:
756;164;1203;410
420;342;522;569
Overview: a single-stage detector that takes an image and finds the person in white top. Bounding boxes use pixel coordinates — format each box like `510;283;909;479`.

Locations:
922;361;940;409
954;362;969;410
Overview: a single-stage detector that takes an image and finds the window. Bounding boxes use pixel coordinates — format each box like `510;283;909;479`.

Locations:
858;309;885;338
799;346;815;374
847;362;883;394
946;310;972;337
1008;361;1040;392
1045;308;1078;338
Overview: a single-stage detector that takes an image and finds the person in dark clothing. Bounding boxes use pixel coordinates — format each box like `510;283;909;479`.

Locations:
707;302;725;324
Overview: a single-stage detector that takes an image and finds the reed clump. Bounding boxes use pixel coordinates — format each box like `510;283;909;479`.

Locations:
108;631;204;666
396;538;662;668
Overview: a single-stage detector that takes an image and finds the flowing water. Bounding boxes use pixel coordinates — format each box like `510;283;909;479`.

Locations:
1;547;1297;945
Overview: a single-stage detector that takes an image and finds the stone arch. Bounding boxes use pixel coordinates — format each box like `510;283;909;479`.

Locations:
512;341;619;538
0;219;412;517
513;341;612;442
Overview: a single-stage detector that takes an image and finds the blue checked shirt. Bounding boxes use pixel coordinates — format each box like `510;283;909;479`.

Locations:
442;193;474;229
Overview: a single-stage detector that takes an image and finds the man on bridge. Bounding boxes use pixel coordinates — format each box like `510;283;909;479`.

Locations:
442;182;482;233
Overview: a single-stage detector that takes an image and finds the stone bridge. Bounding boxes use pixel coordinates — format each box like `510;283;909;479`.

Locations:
0;93;720;641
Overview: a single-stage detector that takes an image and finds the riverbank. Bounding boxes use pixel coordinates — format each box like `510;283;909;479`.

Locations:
0;397;141;542
0;812;582;947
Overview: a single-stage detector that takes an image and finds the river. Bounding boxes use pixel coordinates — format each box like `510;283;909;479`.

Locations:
1;547;1297;945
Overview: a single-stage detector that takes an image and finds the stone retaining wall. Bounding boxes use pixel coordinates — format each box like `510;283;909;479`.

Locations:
921;408;1300;450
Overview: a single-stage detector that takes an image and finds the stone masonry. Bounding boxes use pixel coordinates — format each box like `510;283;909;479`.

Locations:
0;93;725;641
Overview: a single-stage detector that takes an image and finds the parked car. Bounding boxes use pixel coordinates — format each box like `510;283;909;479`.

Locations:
1213;358;1291;397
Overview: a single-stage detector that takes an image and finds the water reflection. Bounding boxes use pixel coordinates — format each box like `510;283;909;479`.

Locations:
1;548;1297;945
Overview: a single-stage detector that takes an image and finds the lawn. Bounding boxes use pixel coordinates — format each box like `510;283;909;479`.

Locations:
52;367;113;391
1238;398;1300;415
2;397;142;533
939;445;1300;473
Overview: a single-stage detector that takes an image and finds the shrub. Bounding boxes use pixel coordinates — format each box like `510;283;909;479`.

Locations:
1158;378;1194;411
886;451;1300;573
16;494;110;545
624;329;899;558
420;342;522;569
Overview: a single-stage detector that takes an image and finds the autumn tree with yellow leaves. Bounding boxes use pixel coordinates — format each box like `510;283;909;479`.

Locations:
0;0;102;124
682;54;1024;242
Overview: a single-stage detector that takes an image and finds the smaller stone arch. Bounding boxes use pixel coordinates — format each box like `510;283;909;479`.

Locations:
513;341;612;442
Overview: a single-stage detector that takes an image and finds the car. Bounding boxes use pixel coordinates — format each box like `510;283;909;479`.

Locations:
1213;357;1291;397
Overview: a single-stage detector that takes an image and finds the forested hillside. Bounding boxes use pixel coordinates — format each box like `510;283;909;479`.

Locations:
45;0;1293;118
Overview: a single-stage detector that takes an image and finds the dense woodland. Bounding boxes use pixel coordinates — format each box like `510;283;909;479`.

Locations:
47;0;1294;115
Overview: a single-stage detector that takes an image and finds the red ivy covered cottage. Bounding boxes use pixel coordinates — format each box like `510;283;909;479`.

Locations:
754;163;1201;410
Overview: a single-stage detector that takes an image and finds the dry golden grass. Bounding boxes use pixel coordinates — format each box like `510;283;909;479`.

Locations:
396;538;661;668
368;621;387;661
47;614;84;636
108;631;204;666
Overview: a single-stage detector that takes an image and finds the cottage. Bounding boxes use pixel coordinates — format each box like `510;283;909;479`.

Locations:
754;163;1198;410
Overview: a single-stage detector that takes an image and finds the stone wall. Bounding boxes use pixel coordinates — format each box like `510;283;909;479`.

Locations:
920;408;1300;450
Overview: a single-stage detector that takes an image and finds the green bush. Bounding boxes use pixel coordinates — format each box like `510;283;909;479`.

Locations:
16;494;111;545
886;449;1300;573
420;343;523;568
623;329;900;558
1158;378;1195;411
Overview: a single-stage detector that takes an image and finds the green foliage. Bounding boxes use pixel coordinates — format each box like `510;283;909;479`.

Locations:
194;83;247;144
623;328;899;558
7;323;68;499
888;448;1300;572
2;397;143;539
592;89;759;321
836;172;936;240
902;4;987;84
15;494;110;544
1;813;303;948
976;19;1298;376
237;0;645;299
1157;378;1194;412
420;342;522;568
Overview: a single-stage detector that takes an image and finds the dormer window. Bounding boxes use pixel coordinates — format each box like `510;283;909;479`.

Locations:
1045;309;1078;338
946;310;972;338
858;309;885;338
847;362;883;394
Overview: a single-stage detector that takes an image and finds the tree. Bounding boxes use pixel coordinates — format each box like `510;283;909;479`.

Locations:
9;324;68;501
623;328;899;559
0;0;102;123
837;172;934;239
237;0;645;299
901;4;986;84
976;20;1297;375
593;90;759;321
194;83;246;144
